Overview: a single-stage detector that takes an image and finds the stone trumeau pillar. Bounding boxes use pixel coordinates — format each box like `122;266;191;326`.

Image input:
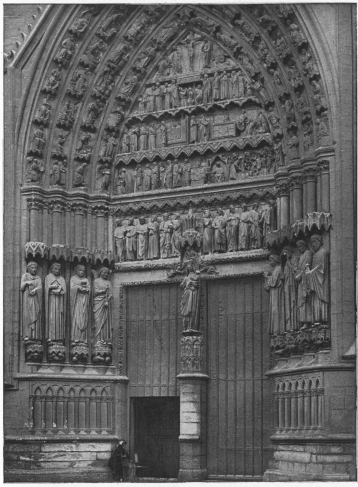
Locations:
177;276;208;481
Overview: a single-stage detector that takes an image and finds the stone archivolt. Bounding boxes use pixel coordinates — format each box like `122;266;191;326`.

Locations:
21;5;330;197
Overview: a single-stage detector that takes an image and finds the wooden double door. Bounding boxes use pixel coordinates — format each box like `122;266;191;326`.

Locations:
126;276;272;479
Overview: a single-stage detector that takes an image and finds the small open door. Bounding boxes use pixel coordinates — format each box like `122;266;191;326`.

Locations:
133;397;180;478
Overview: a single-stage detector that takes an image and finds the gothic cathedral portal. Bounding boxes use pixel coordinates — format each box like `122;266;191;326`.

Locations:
3;3;356;482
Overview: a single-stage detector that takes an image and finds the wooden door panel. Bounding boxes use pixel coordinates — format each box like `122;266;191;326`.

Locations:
207;276;272;478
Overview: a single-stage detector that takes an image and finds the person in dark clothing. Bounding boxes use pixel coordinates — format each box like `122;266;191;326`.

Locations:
109;440;129;481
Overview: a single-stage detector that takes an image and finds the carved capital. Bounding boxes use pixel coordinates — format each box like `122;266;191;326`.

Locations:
303;168;317;182
275;181;290;196
93;205;109;218
73;203;87;215
288;174;303;189
317;159;330;172
49;199;66;213
27;197;44;211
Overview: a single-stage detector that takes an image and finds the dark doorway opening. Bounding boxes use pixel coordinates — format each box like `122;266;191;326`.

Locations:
132;397;180;478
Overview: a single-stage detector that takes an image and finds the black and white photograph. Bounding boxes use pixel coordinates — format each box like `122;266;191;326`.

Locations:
3;2;356;482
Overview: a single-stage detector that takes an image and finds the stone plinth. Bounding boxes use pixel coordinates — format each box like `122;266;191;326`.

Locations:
177;373;209;481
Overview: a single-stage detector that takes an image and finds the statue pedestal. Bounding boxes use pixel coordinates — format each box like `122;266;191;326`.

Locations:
177;372;209;481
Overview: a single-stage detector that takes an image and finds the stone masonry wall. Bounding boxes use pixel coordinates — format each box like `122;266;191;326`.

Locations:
4;441;113;482
264;443;356;481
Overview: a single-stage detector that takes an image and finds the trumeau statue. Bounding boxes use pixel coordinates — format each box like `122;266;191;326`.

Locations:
21;262;43;340
93;267;113;342
70;265;90;342
264;254;285;335
180;262;200;332
45;263;66;341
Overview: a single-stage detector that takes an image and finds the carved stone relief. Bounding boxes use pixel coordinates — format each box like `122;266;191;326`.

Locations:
265;234;330;356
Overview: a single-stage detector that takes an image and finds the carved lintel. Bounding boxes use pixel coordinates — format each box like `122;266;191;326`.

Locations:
70;341;89;364
24;338;43;363
49;244;72;261
92;340;112;364
47;340;66;362
24;241;49;259
181;333;203;373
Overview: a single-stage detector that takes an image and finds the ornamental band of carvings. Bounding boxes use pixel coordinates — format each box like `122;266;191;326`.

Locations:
114;203;276;262
265;235;330;356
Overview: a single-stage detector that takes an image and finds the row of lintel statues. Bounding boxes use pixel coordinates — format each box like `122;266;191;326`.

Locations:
21;262;113;345
114;205;274;262
264;234;329;334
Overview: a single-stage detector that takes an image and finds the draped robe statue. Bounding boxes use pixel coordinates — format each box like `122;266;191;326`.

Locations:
282;247;299;331
226;207;238;252
115;220;126;262
147;217;159;259
170;214;182;257
21;262;43;339
202;210;213;255
70;265;90;342
180;269;200;331
93;268;113;342
45;263;66;341
305;235;330;324
136;217;148;260
125;220;137;261
213;209;226;253
239;205;250;250
264;255;285;334
295;240;313;328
